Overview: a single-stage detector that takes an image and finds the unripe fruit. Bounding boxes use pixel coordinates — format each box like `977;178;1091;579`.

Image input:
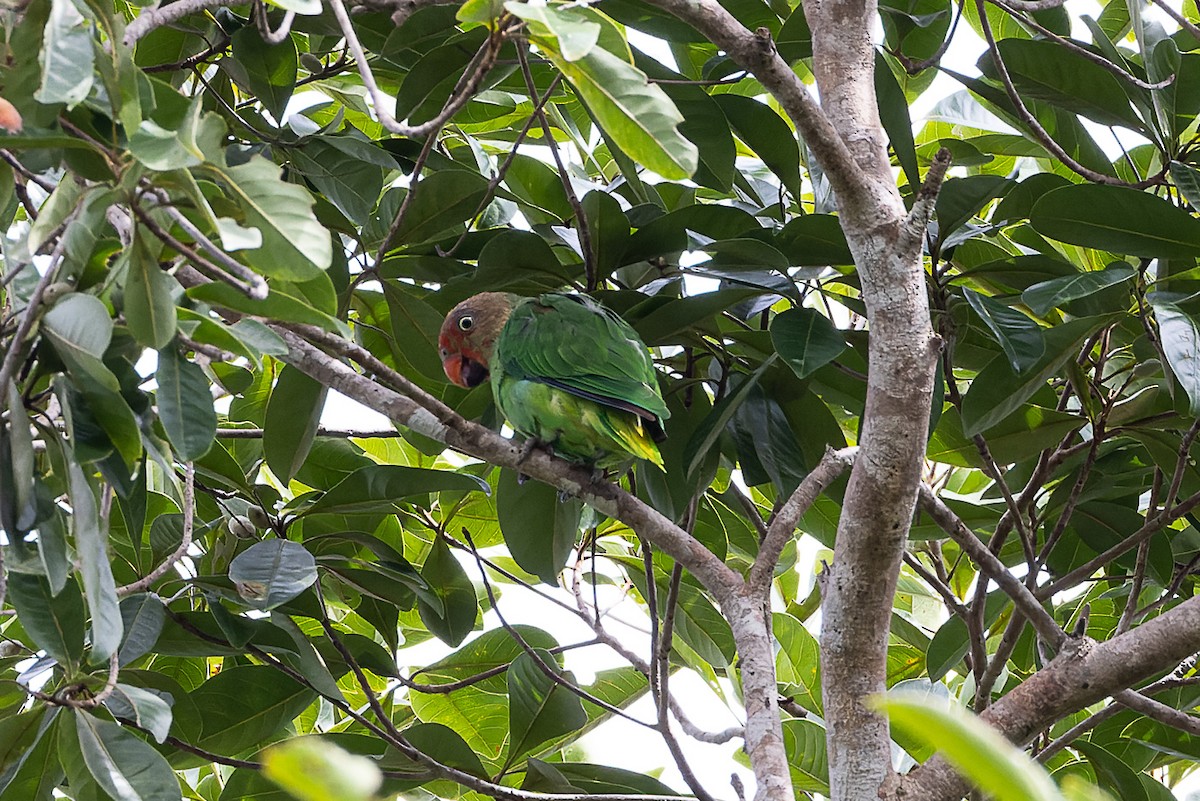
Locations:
247;505;271;528
228;514;256;539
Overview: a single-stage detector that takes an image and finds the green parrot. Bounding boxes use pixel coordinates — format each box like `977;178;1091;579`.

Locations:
438;292;670;470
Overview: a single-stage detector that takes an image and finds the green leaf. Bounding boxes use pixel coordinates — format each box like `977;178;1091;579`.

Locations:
581;189;630;277
774;612;822;715
963;288;1045;372
503;2;600;60
68;458;122;660
381;281;445;381
713;94;802;198
262;738;382;801
519;9;696;179
1030;184;1200;259
936;176;1013;241
307;465;490;516
129;98;225;172
291;140;384;226
990;38;1145;131
6;574;85;667
117;594;166;666
203;156;332;279
506;648;588;764
771;307;847;379
42;293;113;364
1148;294;1200;415
228;539;318;610
960;315;1114;436
417;534;478;646
36;0;94;107
0;709;64;801
186;281;346;334
1021;265;1136;317
928;405;1083;468
231;27;297;122
1170;160;1200;209
524;760;678;796
125;231;179;349
73;711;182;801
782;719;829;793
104;684;174;744
391;169;489;246
870;694;1062;801
157;346;217;461
185;666;317;756
263;365;326;483
496;469;581;585
775;214;855;265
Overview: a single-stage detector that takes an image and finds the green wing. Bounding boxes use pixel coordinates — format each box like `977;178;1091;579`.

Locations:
496;294;669;424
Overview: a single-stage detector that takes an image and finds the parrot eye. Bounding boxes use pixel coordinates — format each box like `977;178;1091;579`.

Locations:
458;315;474;332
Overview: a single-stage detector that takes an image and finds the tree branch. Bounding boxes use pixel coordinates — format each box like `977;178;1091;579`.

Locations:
116;462;194;597
918;484;1064;647
885;595;1200;801
124;0;243;45
748;446;856;591
274;327;744;601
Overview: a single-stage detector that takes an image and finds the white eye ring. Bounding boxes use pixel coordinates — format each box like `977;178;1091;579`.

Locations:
458;316;474;331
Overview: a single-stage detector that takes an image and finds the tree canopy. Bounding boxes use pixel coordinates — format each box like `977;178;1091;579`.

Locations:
4;0;1200;800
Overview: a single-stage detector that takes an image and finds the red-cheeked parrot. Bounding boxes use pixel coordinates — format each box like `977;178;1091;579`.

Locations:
438;292;670;470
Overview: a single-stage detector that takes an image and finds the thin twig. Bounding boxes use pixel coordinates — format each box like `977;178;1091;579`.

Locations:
329;0;503;139
919;485;1065;646
989;0;1173;91
516;44;596;291
748;446;856;591
974;0;1163;188
253;1;295;45
116;462;195;597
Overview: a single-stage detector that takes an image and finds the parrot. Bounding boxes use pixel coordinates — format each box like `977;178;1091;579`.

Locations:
438;292;670;471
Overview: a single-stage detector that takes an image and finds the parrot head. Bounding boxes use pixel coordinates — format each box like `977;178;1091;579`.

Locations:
438;292;515;388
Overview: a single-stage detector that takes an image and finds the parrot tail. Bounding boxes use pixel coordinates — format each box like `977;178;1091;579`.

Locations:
605;414;665;470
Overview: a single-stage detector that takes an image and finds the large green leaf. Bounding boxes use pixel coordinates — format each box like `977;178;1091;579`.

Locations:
961;315;1114;436
124;232;179;349
962;288;1044;372
511;3;697;180
1030;185;1200;259
262;738;382;801
496;469;580;585
228;539;318;610
417;535;478;646
989;38;1146;132
68;459;122;660
774;612;822;715
185;666;316;756
73;712;182;801
307;465;489;516
36;0;94;106
231;27;297;122
263;365;326;483
157;346;217;461
6;574;85;668
771;307;847;379
871;694;1062;801
1022;265;1136;316
1148;294;1200;415
203;156;332;279
506;648;588;765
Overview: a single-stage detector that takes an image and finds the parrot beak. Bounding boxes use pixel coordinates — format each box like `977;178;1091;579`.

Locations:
443;354;489;388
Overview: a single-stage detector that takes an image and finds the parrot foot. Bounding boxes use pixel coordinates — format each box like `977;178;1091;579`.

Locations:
515;436;553;483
